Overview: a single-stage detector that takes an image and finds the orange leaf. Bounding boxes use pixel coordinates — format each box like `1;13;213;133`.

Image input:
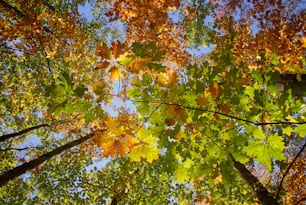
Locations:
206;82;222;100
168;71;178;87
165;118;176;126
95;44;111;59
96;61;110;69
112;41;126;58
166;105;186;120
218;103;232;114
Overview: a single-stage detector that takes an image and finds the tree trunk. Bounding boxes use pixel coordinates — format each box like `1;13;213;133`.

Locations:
0;133;94;187
230;155;279;205
0;124;49;143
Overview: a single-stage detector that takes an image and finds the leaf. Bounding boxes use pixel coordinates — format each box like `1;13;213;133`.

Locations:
218;103;231;114
206;82;222;99
111;41;126;58
243;141;272;170
267;134;285;161
174;163;189;183
166;105;186;120
196;96;209;106
96;61;110;69
269;53;279;66
137;127;157;145
148;63;166;72
95;44;111;59
294;124;306;137
132;42;146;57
118;52;133;66
282;126;293;136
252;128;266;139
129;144;159;163
244;86;255;98
109;66;123;80
73;86;87;97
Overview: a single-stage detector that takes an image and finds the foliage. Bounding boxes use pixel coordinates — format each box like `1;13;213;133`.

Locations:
0;0;305;204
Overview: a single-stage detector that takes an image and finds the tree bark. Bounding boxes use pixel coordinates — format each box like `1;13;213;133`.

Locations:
0;124;49;143
230;155;279;205
0;133;94;187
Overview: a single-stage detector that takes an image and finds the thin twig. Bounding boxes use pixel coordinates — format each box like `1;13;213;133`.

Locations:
0;124;49;143
0;147;31;152
132;99;306;126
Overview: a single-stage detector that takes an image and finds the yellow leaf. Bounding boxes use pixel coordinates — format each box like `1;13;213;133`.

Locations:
175;130;185;140
109;66;123;80
300;36;306;48
213;174;223;185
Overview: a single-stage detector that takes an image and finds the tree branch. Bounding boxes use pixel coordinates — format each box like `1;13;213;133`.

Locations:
0;133;95;187
0;124;49;143
275;140;306;200
0;147;31;152
132;99;305;126
230;154;279;205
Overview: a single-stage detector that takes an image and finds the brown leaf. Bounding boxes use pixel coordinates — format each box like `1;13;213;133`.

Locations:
196;96;209;106
206;82;222;100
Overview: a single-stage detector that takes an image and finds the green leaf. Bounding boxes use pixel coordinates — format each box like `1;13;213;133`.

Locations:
152;50;166;61
74;86;87;97
75;100;92;112
174;163;189;183
129;145;143;162
64;99;74;114
129;145;159;163
294;124;306;137
252;128;266;139
251;70;263;85
132;43;146;57
137;127;157;145
267;84;279;96
244;86;255;98
267;134;285;161
118;53;134;65
148;63;166;72
282;126;293;135
243;141;272;171
270;53;279;66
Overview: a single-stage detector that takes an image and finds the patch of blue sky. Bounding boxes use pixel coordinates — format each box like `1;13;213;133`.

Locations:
86;157;112;172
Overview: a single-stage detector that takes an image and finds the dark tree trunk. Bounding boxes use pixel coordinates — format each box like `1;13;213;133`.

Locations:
0;134;94;187
230;155;279;205
0;124;49;143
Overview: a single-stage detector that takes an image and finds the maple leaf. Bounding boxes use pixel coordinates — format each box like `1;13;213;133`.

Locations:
165;118;176;126
96;61;110;70
111;41;127;58
175;130;185;140
196;96;209;106
129;144;159;163
109;66;123;80
217;103;231;114
205;82;222;100
166;105;186;120
95;44;111;59
93;116;139;157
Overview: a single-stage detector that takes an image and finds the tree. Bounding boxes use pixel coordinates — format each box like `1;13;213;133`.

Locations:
1;0;305;204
